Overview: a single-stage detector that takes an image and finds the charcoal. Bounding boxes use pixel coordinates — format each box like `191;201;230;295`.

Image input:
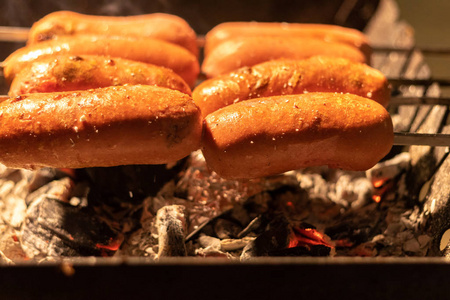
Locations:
25;177;75;206
420;153;450;255
86;161;187;207
240;214;291;260
406;104;448;205
237;215;263;238
21;196;118;258
214;219;242;239
155;205;188;257
27;168;77;193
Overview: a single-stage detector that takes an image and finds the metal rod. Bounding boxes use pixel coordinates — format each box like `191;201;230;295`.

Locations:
2;24;450;56
373;46;450;55
390;96;450;106
388;78;450;86
0;26;29;42
394;132;450;147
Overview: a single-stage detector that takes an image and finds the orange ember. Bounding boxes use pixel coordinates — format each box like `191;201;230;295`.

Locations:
373;178;388;188
96;236;123;252
288;227;333;249
372;194;382;203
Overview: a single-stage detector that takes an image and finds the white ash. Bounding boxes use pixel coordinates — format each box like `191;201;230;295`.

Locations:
366;152;411;182
0;249;14;265
155;205;188;258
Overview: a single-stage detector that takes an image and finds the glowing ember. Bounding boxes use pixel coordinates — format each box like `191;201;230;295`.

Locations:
373;178;389;188
96;236;123;252
372;194;382;203
371;177;392;203
289;227;333;249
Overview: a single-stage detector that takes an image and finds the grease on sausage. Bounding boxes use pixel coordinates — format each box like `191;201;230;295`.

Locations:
194;56;390;117
9;55;192;97
0;85;203;169
202;93;393;179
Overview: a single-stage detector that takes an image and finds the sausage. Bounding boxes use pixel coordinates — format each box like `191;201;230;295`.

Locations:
27;11;199;58
9;55;192;97
193;56;390;117
201;36;368;78
204;22;371;59
3;35;199;87
202;93;393;179
0;85;203;169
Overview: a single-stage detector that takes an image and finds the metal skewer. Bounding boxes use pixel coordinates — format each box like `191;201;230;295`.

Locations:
0;26;29;42
394;132;450;147
389;96;450;106
1;92;448;147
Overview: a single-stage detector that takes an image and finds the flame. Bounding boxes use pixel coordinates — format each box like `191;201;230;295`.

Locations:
373;178;387;188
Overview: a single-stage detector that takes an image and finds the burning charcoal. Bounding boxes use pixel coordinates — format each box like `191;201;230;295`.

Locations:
419;154;450;255
117;216;158;258
155;205;188;257
21;196;118;258
86;161;186;207
240;214;291;260
214;218;242;239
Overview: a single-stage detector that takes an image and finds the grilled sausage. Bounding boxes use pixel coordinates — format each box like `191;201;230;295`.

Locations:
27;11;199;57
3;35;199;87
194;56;390;117
201;36;368;78
9;55;192;97
202;93;393;179
204;22;371;59
0;85;202;169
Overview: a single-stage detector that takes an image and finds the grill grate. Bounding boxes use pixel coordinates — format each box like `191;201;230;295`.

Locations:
1;1;450;299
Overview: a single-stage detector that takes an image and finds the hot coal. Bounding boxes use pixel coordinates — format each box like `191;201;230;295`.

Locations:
155;205;188;257
21;195;118;258
240;214;291;260
85;161;187;207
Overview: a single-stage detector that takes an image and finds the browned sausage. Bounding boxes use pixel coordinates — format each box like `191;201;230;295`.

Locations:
28;11;199;58
9;55;192;97
3;35;199;87
193;56;390;117
204;22;371;59
0;85;203;169
202;93;393;179
201;36;368;78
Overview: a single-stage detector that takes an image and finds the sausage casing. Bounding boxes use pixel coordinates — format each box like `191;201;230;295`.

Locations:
28;11;199;57
4;35;199;87
202;93;393;179
193;56;390;117
0;85;203;169
204;22;371;59
202;36;368;78
9;55;192;97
